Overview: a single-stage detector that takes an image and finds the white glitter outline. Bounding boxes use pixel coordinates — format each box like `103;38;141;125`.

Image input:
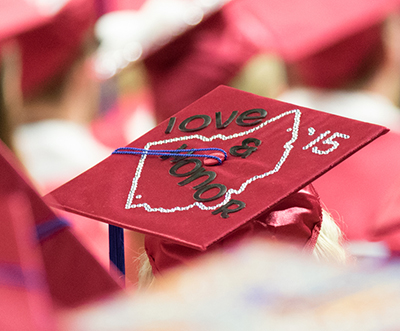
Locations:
308;127;316;136
303;131;350;155
125;109;302;213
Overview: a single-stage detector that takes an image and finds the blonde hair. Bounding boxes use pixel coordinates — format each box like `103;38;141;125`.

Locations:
312;208;348;264
137;250;155;289
137;208;348;289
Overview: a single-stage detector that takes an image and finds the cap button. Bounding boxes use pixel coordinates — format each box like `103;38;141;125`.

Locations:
203;152;226;166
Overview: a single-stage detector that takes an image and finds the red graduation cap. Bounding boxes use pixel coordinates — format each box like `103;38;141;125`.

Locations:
0;194;56;331
94;0;258;123
0;141;122;309
366;174;400;253
142;6;260;123
225;0;400;90
0;0;56;42
45;86;388;259
12;0;97;99
229;0;400;62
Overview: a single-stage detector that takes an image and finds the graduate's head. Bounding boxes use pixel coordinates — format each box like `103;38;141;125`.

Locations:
141;185;347;283
137;202;347;289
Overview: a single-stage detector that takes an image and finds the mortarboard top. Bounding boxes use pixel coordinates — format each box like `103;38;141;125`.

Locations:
0;141;122;309
45;85;388;251
229;0;400;62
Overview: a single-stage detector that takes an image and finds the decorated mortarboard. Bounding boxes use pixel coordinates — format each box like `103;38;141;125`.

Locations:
0;141;122;309
45;86;388;258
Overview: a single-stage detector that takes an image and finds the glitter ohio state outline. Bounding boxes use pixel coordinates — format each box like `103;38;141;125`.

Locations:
124;107;350;214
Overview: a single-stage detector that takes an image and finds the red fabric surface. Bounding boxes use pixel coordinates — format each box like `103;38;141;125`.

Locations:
0;0;53;41
100;0;146;13
16;0;96;99
143;9;259;123
46;86;388;251
39;228;122;308
372;174;400;252
42;182;111;277
91;89;155;149
0;194;56;331
0;287;55;331
313;131;400;251
146;184;322;275
230;0;400;62
0;141;122;309
286;23;385;89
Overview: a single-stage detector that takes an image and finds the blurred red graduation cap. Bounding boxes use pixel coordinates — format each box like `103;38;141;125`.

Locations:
0;0;56;42
93;0;259;123
142;4;260;122
45;86;388;253
228;0;400;89
230;0;400;62
0;193;56;331
0;141;122;310
6;0;98;99
94;0;400;124
368;175;400;254
138;0;399;94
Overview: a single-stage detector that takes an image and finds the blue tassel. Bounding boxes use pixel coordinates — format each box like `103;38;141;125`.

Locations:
109;225;125;285
112;147;227;164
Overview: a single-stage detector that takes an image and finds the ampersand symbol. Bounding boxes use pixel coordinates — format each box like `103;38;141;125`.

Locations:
229;138;262;158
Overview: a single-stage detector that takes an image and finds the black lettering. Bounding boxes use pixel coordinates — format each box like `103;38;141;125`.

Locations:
178;167;217;189
230;138;262;158
212;199;246;218
193;183;227;202
179;114;212;132
236;108;267;127
215;111;238;129
169;159;202;177
165;117;176;134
